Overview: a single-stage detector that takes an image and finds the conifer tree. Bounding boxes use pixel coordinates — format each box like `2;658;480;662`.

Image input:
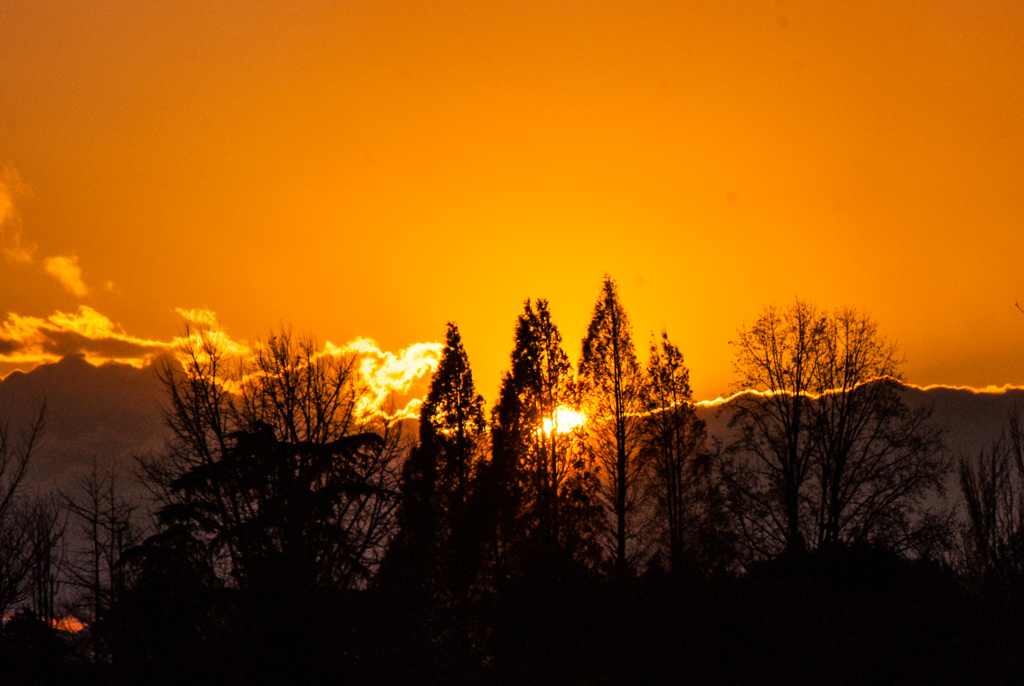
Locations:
490;299;599;571
381;323;488;681
420;322;487;532
390;322;487;586
578;275;649;572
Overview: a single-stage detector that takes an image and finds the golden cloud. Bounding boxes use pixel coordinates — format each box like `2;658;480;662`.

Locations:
0;306;173;372
167;311;441;420
329;338;443;420
44;255;89;297
1;305;443;421
171;308;252;362
175;308;220;327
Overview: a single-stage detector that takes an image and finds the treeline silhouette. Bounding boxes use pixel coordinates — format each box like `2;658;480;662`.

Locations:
0;277;1022;685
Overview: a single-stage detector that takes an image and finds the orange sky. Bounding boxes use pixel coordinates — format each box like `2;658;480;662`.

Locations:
2;0;1023;404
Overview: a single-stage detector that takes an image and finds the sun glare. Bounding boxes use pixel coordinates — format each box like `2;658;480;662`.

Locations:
541;406;587;435
54;617;85;633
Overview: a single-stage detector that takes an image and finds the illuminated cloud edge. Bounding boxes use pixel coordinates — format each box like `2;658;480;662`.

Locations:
0;306;442;421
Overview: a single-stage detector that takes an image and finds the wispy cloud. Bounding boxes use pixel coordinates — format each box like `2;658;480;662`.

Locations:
44;255;89;297
2;167;99;295
175;308;220;327
0;166;35;264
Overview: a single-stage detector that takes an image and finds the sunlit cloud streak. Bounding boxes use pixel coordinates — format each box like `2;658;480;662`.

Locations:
692;381;1024;409
0;306;172;369
0;305;442;421
44;255;90;297
168;311;443;420
902;382;1024;394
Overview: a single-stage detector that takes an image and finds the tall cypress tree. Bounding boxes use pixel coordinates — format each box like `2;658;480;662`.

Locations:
579;275;649;572
490;299;600;571
420;322;487;538
390;322;487;582
378;322;488;683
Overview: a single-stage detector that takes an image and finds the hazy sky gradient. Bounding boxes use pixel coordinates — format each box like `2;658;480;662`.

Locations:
2;0;1023;402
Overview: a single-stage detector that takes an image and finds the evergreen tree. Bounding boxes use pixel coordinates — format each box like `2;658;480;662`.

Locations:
578;275;649;572
419;322;488;537
378;322;488;684
490;299;600;573
386;322;488;592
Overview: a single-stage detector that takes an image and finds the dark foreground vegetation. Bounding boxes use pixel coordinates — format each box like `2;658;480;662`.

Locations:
1;278;1023;685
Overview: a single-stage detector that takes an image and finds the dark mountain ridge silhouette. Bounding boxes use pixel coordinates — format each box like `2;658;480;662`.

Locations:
694;383;1024;460
0;354;170;493
2;355;1021;502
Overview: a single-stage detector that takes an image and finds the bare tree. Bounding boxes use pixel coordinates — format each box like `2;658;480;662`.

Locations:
24;494;68;626
63;458;143;625
143;324;404;591
144;322;244;579
724;301;947;560
958;411;1024;678
0;404;45;619
723;300;822;556
960;412;1024;582
808;309;946;551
